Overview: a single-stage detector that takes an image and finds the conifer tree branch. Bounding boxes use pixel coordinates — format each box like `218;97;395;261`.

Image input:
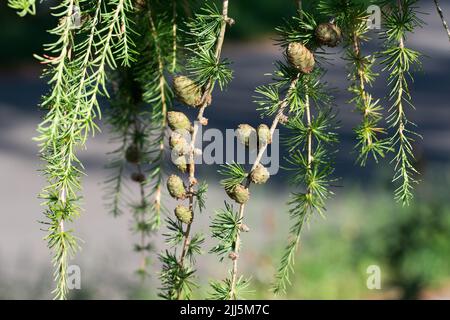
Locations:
380;0;422;205
148;5;169;226
174;0;232;300
38;0;137;298
160;1;231;300
38;0;78;300
229;76;300;299
349;17;387;165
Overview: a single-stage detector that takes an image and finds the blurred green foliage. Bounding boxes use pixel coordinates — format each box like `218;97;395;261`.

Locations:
258;169;450;299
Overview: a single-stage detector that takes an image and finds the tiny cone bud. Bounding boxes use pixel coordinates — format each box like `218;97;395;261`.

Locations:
228;252;238;261
257;124;272;145
286;42;315;73
173;75;202;107
131;172;146;183
167;175;186;200
237;124;257;147
175;205;192;224
189;176;198;186
226;184;250;204
315;23;342;47
174;155;187;173
167;111;191;131
250;164;270;184
239;224;250;232
279;114;288;125
125;145;140;164
199;117;208;126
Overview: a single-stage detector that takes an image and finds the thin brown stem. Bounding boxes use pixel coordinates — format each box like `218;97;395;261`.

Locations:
176;0;231;300
434;0;450;42
305;92;312;168
229;75;300;299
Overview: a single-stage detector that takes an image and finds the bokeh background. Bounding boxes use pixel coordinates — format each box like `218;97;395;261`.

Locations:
1;0;450;299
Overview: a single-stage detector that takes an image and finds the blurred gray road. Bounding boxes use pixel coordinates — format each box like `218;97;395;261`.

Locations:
0;2;449;299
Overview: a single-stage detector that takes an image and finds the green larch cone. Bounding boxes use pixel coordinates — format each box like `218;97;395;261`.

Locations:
131;172;146;183
167;111;191;131
257;124;272;145
125;144;140;164
167;175;187;200
237;124;257;147
250;164;270;184
286;42;315;74
315;23;342;47
226;184;250;204
173;75;202;107
170;131;190;156
175;205;193;224
174;155;187;173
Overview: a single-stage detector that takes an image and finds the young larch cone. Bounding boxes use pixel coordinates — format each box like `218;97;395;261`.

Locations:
167;111;191;131
131;172;146;183
167;175;187;200
125;144;140;164
226;184;250;204
315;23;342;47
173;75;202;107
286;42;315;73
174;155;187;173
250;164;270;184
175;205;193;224
257;124;272;145
237;124;257;147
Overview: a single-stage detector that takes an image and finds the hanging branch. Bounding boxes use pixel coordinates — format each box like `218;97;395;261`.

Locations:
433;0;450;42
348;27;389;165
37;0;136;299
319;0;389;165
105;2;177;276
210;7;339;298
380;0;422;205
272;10;339;295
145;4;172;229
160;0;234;300
36;0;86;300
229;77;299;300
181;0;230;271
